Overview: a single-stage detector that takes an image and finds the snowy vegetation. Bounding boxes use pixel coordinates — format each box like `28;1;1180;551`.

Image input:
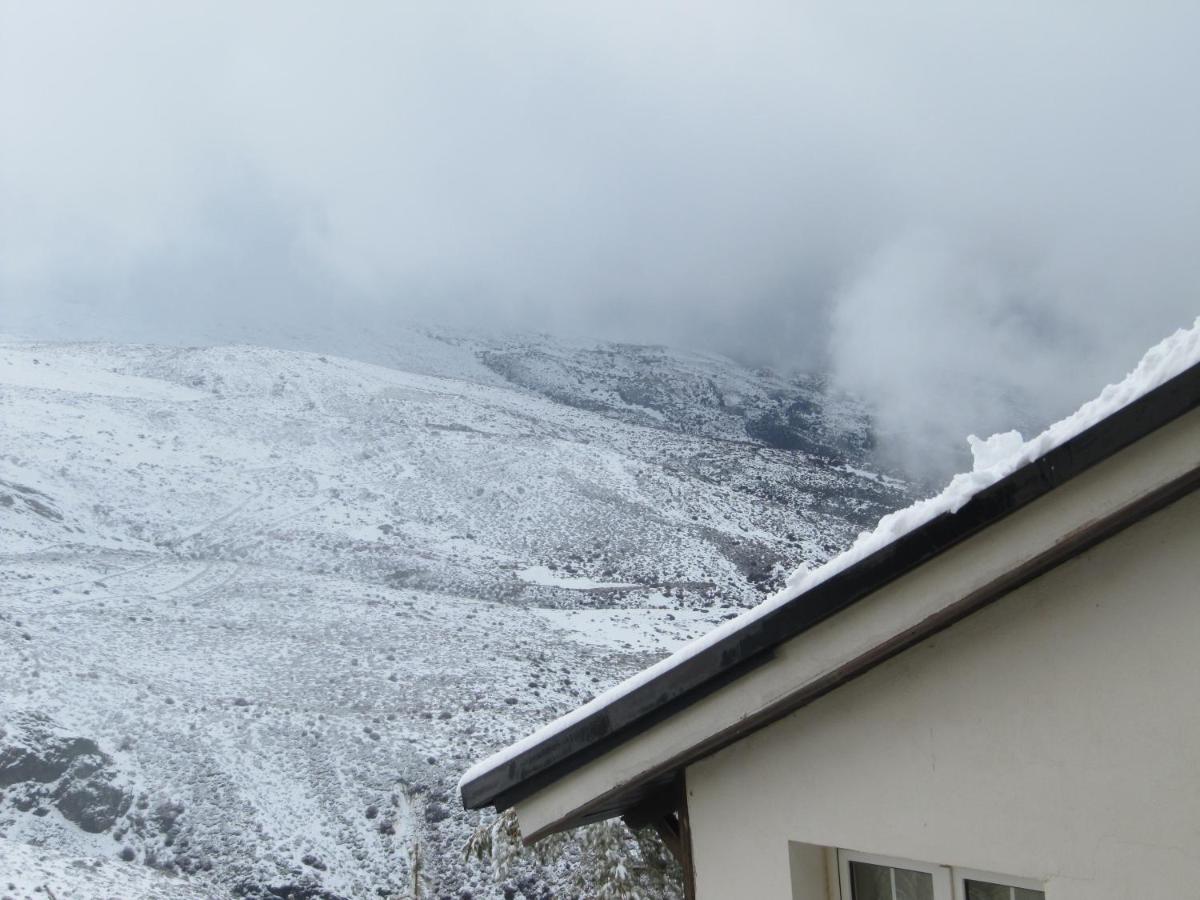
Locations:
465;809;682;900
0;329;908;897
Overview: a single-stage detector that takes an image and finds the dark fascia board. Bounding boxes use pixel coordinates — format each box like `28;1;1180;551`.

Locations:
460;361;1200;813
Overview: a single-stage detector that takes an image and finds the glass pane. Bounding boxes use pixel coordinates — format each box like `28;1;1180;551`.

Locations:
894;867;934;900
1013;890;1045;900
965;881;1011;900
850;861;893;900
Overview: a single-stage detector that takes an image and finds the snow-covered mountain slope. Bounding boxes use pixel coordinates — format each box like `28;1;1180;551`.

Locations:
0;332;909;897
454;332;868;455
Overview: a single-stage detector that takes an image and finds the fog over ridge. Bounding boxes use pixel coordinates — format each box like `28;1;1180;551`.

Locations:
2;1;1197;477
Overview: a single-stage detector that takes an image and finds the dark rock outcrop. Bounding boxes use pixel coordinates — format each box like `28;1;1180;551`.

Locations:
0;712;131;834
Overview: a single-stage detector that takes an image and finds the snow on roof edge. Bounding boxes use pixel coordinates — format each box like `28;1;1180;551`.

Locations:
460;316;1200;795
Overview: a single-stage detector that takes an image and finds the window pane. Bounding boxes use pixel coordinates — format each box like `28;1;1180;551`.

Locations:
893;867;934;900
1013;890;1045;900
964;881;1010;900
850;861;893;900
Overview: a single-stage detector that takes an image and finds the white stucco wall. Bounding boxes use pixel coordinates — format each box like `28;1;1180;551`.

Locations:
686;488;1200;900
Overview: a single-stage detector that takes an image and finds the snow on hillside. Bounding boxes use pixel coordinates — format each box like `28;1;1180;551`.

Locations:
0;332;909;897
0;837;215;899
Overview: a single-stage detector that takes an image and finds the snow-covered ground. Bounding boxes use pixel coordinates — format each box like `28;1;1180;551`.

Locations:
0;331;908;897
0;837;214;900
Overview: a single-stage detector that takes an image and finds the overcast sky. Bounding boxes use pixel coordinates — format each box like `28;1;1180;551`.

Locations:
2;2;1197;475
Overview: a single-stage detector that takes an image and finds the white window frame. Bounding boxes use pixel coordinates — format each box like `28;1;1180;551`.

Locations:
835;851;1044;900
837;849;953;900
951;867;1045;900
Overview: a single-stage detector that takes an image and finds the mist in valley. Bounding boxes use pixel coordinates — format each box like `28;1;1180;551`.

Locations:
4;2;1198;478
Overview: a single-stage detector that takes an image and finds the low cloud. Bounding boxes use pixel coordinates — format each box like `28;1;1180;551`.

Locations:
2;1;1197;478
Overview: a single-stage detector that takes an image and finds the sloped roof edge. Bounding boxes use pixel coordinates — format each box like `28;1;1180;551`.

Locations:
461;356;1200;815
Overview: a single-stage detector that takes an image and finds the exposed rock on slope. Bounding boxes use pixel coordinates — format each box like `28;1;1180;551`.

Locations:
0;713;130;834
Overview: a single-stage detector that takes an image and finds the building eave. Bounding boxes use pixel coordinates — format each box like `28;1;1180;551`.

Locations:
460;360;1200;827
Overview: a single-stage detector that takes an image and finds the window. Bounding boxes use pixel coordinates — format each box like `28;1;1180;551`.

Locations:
837;851;951;900
956;870;1045;900
837;852;1044;900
